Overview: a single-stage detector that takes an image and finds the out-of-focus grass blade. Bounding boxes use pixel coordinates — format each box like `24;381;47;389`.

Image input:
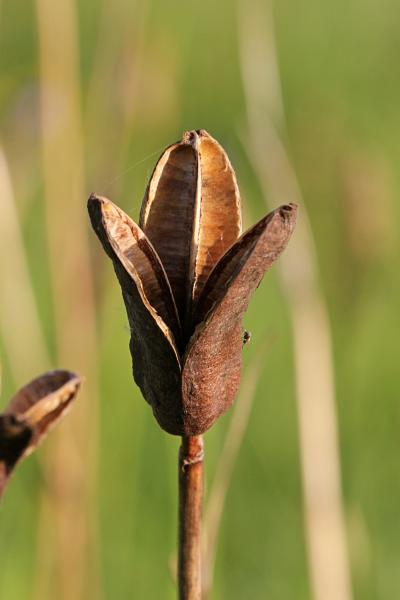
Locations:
202;344;268;598
0;148;50;382
237;2;353;600
35;0;100;598
84;0;150;195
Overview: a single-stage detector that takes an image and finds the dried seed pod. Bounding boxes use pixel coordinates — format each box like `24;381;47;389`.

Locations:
88;130;297;435
0;370;81;498
140;130;241;325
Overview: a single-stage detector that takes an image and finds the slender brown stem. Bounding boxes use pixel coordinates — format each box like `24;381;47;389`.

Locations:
178;435;204;600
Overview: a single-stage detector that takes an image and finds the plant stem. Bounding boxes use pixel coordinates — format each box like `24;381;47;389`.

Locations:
178;435;204;600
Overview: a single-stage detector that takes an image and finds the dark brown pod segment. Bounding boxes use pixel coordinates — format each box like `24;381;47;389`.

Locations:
182;204;297;435
0;370;81;498
88;130;297;435
88;196;184;433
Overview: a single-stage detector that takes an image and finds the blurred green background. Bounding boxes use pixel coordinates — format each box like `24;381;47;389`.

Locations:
0;0;398;598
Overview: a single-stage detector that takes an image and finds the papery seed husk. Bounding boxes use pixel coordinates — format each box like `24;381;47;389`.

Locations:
88;196;184;434
140;138;199;325
140;130;241;329
0;370;81;497
191;130;242;304
5;369;81;455
92;196;182;349
182;204;297;435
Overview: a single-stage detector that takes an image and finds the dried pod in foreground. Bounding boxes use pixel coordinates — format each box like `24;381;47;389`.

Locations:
88;129;297;435
0;370;81;498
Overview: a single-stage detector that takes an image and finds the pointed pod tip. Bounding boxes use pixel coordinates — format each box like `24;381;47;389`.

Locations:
181;129;215;150
181;129;200;148
87;192;107;208
195;129;210;138
87;194;104;233
56;369;83;391
87;194;120;230
87;193;101;217
28;369;83;402
181;128;212;148
87;192;104;210
278;202;298;223
279;202;297;214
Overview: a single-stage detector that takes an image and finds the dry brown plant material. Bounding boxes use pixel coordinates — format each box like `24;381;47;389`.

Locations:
88;129;297;599
0;370;81;499
88;129;296;437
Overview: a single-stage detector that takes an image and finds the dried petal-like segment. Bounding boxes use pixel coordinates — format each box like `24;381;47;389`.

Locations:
182;204;297;435
140;135;199;323
140;130;242;325
191;130;242;304
0;370;81;498
88;196;184;434
5;370;81;453
89;195;182;350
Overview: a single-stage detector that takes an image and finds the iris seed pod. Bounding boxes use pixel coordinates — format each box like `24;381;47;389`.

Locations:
0;370;81;498
88;129;296;436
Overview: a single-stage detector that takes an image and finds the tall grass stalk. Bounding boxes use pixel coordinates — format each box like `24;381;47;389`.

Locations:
0;151;55;599
84;0;150;195
238;2;353;599
35;0;100;597
202;350;266;598
0;148;50;381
